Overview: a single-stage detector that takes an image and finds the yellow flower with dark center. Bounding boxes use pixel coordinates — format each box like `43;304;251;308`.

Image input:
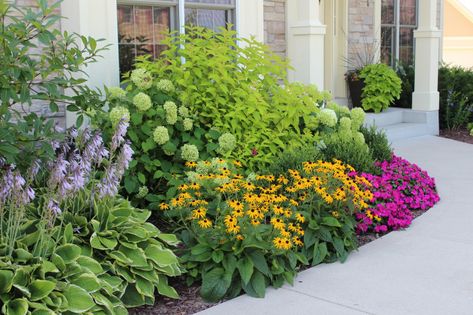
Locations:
273;237;285;250
233;174;243;179
224;215;237;227
159;203;169;210
284;209;292;218
236;234;244;241
273;205;284;215
288;223;297;232
228;200;244;212
289;199;299;207
250;219;261;226
281;238;292;250
233;160;242;167
296;213;305;223
247;208;260;219
178;184;189;191
270;217;285;230
233;208;244;218
185;161;197;168
297;228;304;236
190;182;201;190
293;236;303;247
226;224;240;234
244;182;256;191
331;211;340;218
192;207;207;219
280;229;291;238
198;218;212;228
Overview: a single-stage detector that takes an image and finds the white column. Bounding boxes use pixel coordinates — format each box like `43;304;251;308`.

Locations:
412;0;441;111
61;0;120;127
236;0;264;43
287;0;326;89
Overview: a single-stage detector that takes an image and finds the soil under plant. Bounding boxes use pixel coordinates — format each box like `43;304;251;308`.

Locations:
440;128;473;145
130;209;431;315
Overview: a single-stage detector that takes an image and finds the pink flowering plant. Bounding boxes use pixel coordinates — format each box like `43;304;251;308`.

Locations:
356;155;440;233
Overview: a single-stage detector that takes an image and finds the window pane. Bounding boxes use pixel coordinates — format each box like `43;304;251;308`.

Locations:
381;0;395;24
186;0;235;4
381;26;394;66
399;27;415;64
400;0;416;25
118;5;171;77
185;8;229;31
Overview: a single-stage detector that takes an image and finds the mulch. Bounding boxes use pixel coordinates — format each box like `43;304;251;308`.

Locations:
130;209;431;315
439;128;473;144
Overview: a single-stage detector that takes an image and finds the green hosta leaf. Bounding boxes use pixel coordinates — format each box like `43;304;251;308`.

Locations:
200;268;232;302
40;261;59;275
76;256;103;274
29;280;56;301
321;216;342;227
31;309;55;315
121;284;145;308
156;274;179;299
71;274;101;293
55;244;81;263
237;256;254;285
119;246;148;268
157;233;180;246
242;270;266;298
5;298;28;315
0;270;14;293
135;276;154;298
145;245;178;267
63;284;95;313
109;250;133;265
63;224;73;244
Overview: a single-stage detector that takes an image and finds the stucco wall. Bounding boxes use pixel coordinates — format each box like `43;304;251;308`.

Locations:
443;0;473;67
263;0;286;57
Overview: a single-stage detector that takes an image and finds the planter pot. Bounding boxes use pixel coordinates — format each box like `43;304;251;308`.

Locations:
347;78;365;109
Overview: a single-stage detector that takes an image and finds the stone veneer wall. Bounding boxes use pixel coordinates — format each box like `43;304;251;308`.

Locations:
11;0;66;128
347;0;376;70
264;0;286;58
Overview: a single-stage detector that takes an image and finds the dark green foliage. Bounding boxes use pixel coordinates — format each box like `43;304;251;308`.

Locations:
394;62;414;109
268;145;323;175
360;125;393;163
320;139;377;174
0;0;105;170
438;65;473;130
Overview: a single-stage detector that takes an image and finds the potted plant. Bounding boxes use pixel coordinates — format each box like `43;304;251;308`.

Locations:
345;69;364;108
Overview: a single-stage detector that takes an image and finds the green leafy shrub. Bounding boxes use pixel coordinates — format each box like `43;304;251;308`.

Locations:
438;64;473;130
394;62;414;109
133;27;329;171
359;63;402;113
268;145;322;175
360;125;393;163
0;124;181;314
0;0;105;169
164;159;372;302
94;82;226;209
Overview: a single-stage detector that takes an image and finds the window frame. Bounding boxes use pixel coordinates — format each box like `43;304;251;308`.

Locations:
381;0;418;66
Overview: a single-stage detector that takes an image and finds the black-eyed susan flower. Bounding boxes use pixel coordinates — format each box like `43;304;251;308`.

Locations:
192;207;207;219
270;217;285;230
296;213;305;223
198;218;212;229
159;203;169;210
228;200;244;212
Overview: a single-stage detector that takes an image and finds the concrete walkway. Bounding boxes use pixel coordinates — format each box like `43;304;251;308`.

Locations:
198;136;473;315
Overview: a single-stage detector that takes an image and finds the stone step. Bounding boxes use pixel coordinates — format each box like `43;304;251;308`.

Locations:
380;122;432;143
364;107;404;128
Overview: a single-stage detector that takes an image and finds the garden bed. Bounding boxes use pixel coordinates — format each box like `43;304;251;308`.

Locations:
439;129;473;145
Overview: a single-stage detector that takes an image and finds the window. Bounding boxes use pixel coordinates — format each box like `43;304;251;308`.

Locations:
117;0;236;76
381;0;417;66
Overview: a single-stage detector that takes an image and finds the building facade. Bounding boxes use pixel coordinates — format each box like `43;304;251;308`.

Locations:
17;0;444;127
443;0;473;68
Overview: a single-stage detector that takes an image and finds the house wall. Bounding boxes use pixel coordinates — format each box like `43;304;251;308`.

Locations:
443;0;473;67
263;0;286;58
347;0;376;69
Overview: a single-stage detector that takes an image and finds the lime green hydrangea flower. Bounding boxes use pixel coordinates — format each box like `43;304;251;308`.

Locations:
178;106;189;118
339;117;352;131
156;79;175;93
354;132;366;145
183;118;193;131
181;144;199;161
153;126;169;145
218;133;236;153
109;106;130;126
137;186;149;198
163;101;178;125
318;108;338;127
130;68;152;90
350;108;366;130
107;86;126;100
133;92;152;112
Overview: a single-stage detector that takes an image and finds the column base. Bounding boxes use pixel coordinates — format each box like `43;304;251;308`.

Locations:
412;91;440;111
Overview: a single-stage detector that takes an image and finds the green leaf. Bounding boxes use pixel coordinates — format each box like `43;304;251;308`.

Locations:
145;245;178;267
156;275;179;299
247;251;270;277
121;284;145;308
242;270;266;298
135;276;154;298
76;256;103;274
237;256;254;285
321;216;342;227
0;270;14;293
211;250;224;263
63;284;95;313
5;298;28;315
71;274;101;293
29;280;56;301
55;244;81;263
312;242;328;266
200;268;233;302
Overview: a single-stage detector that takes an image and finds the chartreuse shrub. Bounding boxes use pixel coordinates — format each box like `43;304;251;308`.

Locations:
162;158;372;302
359;63;402;113
0;123;181;314
94;78;227;209
132;27;331;171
